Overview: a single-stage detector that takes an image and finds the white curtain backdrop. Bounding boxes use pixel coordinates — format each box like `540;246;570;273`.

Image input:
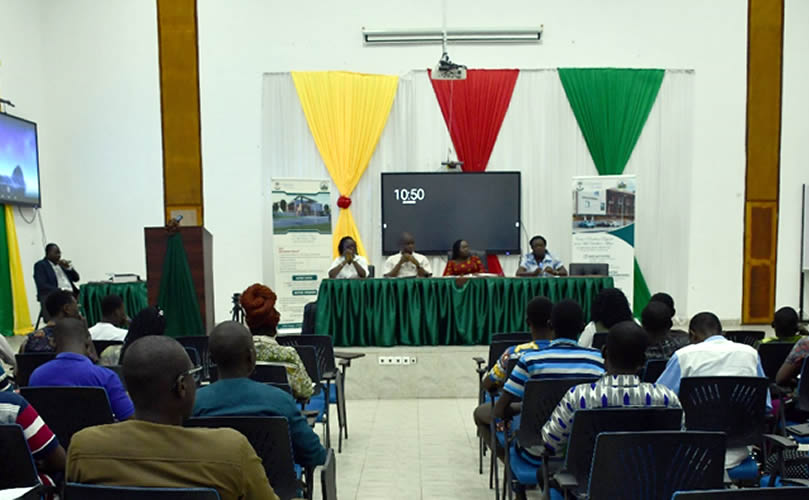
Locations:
262;69;694;317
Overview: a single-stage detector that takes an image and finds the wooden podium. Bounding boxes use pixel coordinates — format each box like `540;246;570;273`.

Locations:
144;226;214;332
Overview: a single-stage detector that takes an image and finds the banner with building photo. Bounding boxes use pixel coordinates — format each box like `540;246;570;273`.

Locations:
271;178;332;330
572;175;636;306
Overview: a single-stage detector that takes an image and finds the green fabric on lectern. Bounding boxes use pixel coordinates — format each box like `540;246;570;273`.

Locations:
79;281;149;328
315;277;612;347
157;233;204;337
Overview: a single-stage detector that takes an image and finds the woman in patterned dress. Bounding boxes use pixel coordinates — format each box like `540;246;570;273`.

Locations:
240;284;314;400
443;239;485;276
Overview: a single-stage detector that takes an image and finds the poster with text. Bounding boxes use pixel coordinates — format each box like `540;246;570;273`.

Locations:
271;178;332;330
572;175;636;307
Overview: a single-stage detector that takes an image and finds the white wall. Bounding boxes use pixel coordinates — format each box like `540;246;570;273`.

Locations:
0;0;163;324
198;0;748;320
776;0;809;317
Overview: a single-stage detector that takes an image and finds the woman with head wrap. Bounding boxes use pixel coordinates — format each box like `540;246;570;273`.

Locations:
240;284;314;400
98;306;166;366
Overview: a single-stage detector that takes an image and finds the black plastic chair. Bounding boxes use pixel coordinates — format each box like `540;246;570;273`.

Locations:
184;346;201;368
20;386;114;448
549;408;683;499
320;448;337;500
176;336;210;379
250;363;291;384
185;416;300;500
64;484;221;499
505;377;600;500
14;352;56;387
555;431;726;500
725;330;766;346
568;263;609;276
92;339;123;357
642;358;670;382
672;487;809;498
491;332;531;343
0;424;40;489
591;332;608;349
758;341;799;381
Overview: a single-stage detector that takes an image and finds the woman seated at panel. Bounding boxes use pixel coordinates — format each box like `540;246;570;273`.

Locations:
515;235;567;277
443;239;485;276
328;236;368;279
240;283;315;400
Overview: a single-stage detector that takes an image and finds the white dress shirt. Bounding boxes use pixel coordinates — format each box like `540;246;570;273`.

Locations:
383;252;432;278
89;322;128;342
50;261;74;291
328;255;369;279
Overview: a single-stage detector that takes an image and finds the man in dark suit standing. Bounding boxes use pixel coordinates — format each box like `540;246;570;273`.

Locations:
34;243;80;321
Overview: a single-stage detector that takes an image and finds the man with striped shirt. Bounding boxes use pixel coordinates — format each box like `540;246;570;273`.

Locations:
0;391;66;486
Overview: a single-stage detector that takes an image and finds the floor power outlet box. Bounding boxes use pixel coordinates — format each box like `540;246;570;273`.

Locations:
378;356;418;366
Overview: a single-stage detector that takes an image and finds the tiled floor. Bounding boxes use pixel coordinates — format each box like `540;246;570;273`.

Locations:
318;398;536;500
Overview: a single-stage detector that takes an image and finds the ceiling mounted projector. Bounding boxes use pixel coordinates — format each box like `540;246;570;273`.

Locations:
432;52;467;80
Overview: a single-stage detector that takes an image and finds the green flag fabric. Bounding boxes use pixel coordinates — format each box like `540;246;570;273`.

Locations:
0;209;13;336
559;68;664;315
157;233;204;337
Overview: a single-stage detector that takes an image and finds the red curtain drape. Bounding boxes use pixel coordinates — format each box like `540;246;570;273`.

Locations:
429;69;519;275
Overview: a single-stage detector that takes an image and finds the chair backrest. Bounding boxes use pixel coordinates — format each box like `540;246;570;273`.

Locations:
568;263;609;276
591;332;608;350
642;358;669;383
724;330;765;346
184;346;201;367
92;340;123;356
289;345;319;387
515;377;600;450
367;265;375;278
564;408;684;490
0;424;40;489
107;364;126;388
64;484;221;499
185;416;298;500
250;363;290;384
20;386;114;448
491;332;531;343
679;376;768;447
486;340;524;370
276;335;336;379
672;487;809;499
320;448;337;500
267;382;293;395
588;431;726;500
14;352;56;387
797;357;809;412
758;341;799;381
176;335;210;365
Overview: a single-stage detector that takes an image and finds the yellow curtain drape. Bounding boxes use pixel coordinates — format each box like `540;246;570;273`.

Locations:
291;71;399;257
5;206;32;334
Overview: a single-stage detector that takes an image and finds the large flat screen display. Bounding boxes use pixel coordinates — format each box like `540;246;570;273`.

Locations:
0;112;41;207
381;172;521;255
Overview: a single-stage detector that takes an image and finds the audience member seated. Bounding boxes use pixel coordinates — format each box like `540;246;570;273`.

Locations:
240;284;314;400
29;318;134;421
443;239;485;276
0;390;66;488
641;300;689;360
762;306;805;346
515;235;567;277
66;336;278;500
648;291;688;336
577;287;634;348
20;290;81;353
473;296;554;458
88;294;128;342
776;313;809;386
328;236;368;279
100;306;166;366
383;232;432;278
0;335;15;391
657;312;771;469
540;321;681;459
194;321;327;467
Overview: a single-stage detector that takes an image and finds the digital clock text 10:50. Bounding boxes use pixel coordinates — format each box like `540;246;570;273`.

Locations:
393;188;425;204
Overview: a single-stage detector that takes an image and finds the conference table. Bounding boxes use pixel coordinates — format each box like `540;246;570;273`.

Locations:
315;276;613;347
78;281;148;328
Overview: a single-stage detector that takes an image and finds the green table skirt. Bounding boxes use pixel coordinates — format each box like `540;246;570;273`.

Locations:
315;276;613;347
79;281;149;328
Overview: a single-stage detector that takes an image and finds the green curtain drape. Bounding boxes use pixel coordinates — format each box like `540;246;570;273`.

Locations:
559;68;664;315
157;233;204;337
315;277;612;347
0;209;13;336
79;281;149;328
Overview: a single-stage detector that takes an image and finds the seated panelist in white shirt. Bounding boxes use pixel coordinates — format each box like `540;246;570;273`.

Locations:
328;236;369;279
88;294;129;341
383;232;432;278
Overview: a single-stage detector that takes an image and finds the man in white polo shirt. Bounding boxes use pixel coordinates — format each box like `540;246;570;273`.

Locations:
383;232;432;278
656;311;771;470
88;294;128;341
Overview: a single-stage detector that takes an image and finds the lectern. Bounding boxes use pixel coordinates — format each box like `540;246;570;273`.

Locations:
144;227;214;332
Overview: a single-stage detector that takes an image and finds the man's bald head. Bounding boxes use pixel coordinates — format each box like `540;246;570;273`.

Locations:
209;321;255;374
123;335;194;414
53;318;91;354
